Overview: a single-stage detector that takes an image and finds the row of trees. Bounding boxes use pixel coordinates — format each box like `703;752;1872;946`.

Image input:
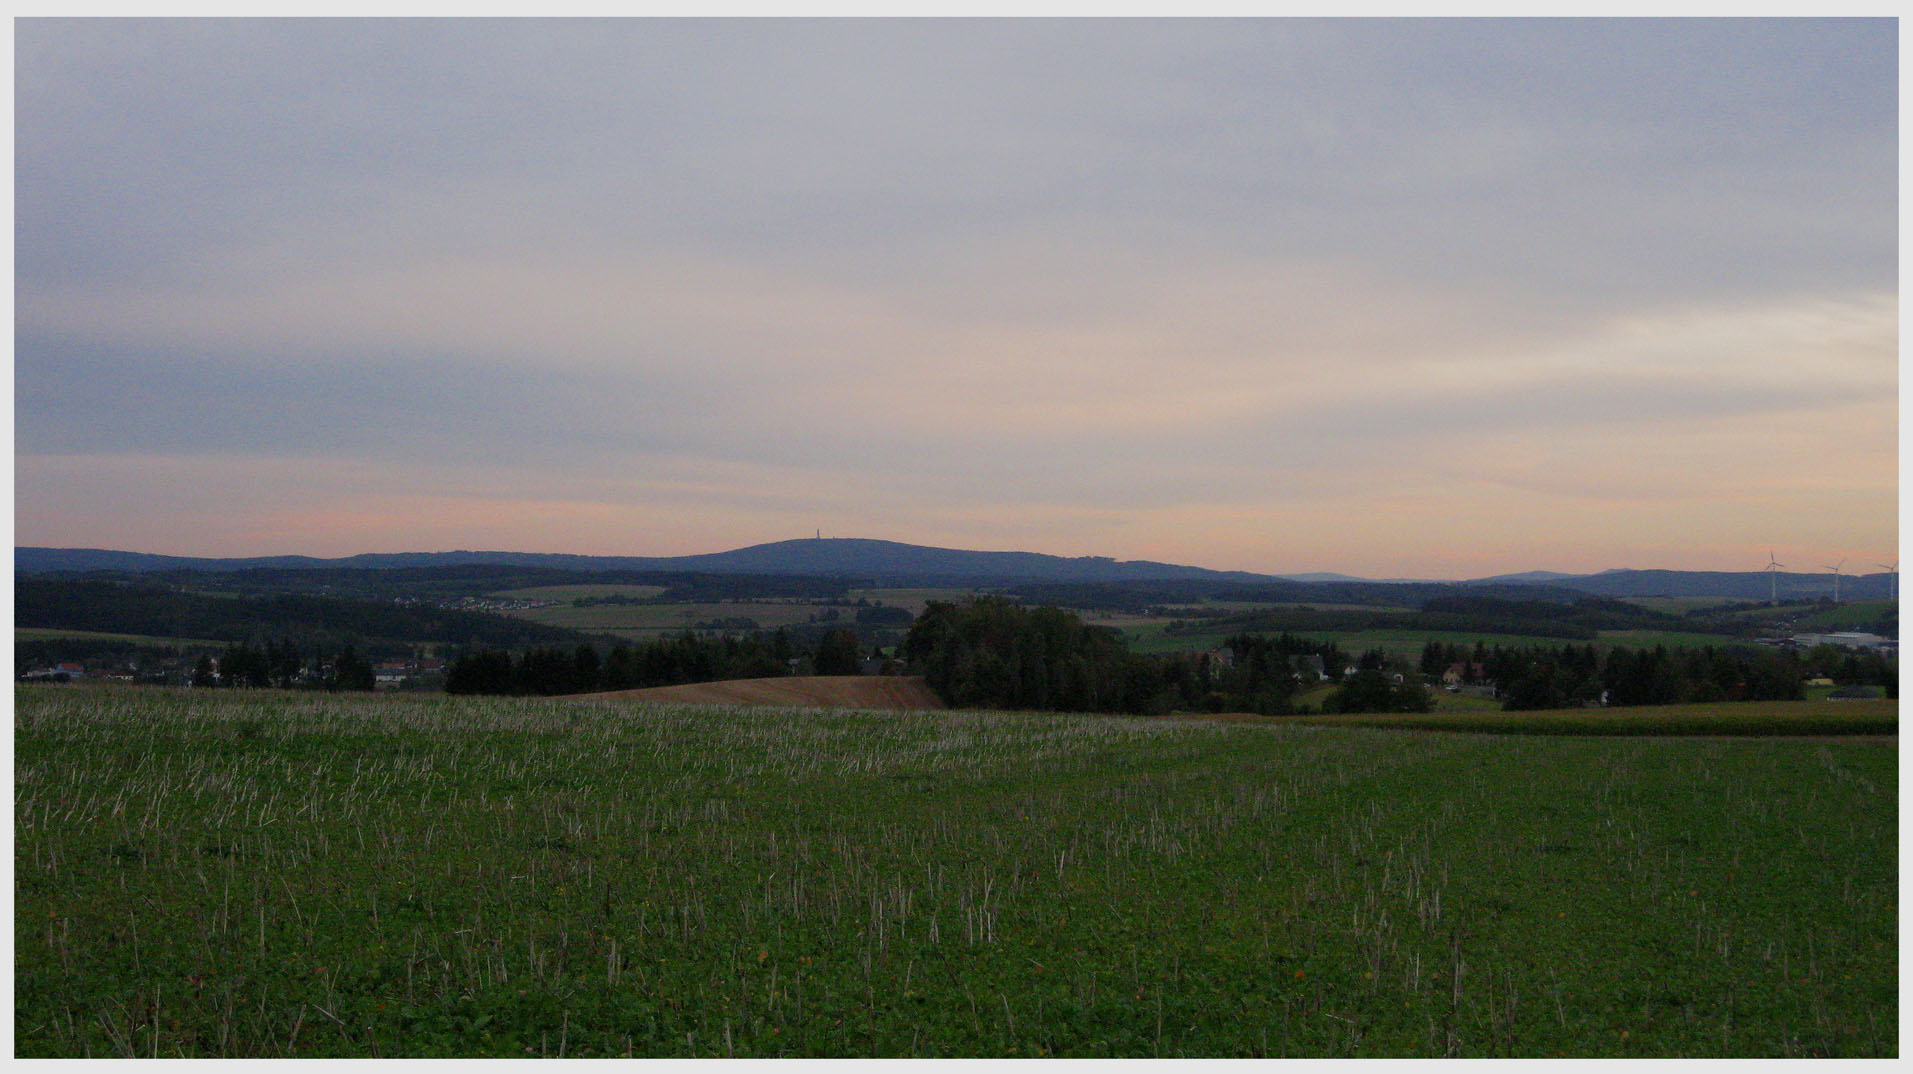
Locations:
899;599;1431;716
427;597;1894;712
1210;632;1432;714
901;598;1152;713
904;600;1897;716
193;640;376;691
443;628;877;696
17;578;583;652
1418;639;1895;710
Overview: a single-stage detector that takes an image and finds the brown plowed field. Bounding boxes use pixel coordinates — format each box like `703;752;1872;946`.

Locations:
578;675;946;711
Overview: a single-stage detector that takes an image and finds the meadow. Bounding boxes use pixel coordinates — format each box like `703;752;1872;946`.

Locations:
501;600;836;639
14;685;1896;1057
1121;623;1733;661
493;587;976;641
16;627;224;648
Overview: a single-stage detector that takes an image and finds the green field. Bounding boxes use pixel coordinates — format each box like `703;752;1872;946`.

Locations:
1271;699;1898;737
508;591;968;641
505;600;840;639
1618;597;1747;615
490;585;671;602
1124;624;1740;661
15;686;1896;1057
1795;602;1897;631
16;627;225;647
848;588;989;614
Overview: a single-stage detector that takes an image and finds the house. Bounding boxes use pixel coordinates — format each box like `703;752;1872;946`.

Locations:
1791;632;1893;651
1442;662;1488;688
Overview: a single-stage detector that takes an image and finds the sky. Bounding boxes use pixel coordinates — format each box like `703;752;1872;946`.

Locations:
13;17;1900;579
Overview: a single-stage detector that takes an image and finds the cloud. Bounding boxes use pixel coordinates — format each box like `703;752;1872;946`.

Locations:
13;18;1898;575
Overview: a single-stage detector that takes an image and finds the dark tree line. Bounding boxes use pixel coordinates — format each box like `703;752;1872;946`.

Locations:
1186;595;1732;645
899;599;1429;716
443;628;876;696
1415;638;1892;710
901;597;1151;713
195;640;376;691
16;578;584;650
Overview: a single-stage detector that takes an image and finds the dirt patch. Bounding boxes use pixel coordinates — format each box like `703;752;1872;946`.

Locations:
577;675;946;711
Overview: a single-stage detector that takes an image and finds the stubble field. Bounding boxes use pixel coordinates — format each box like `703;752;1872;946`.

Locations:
14;685;1896;1057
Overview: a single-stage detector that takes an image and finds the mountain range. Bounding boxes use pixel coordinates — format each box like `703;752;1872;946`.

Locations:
12;539;1896;602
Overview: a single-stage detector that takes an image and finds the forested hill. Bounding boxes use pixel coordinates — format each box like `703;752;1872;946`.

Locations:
1550;569;1892;602
15;540;1290;585
15;542;1896;600
16;578;588;650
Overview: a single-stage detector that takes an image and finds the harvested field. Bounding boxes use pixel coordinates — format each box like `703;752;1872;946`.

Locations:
16;685;1897;1058
581;674;946;710
1170;699;1897;738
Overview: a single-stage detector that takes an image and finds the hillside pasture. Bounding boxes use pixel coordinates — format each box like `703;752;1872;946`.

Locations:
1593;629;1773;650
1265;699;1897;738
504;600;845;640
846;588;986;614
1125;624;1760;662
489;584;670;602
581;675;944;710
1616;596;1747;615
1795;601;1896;631
15;685;1895;1058
16;627;226;647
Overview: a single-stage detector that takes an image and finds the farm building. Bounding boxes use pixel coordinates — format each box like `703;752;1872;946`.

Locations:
1790;632;1895;652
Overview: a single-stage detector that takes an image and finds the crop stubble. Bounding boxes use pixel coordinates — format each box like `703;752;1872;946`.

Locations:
13;685;1896;1057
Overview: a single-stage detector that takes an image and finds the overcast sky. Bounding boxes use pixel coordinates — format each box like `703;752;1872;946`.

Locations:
14;17;1899;578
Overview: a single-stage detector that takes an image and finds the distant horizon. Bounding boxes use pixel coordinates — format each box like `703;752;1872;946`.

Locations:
14;534;1902;586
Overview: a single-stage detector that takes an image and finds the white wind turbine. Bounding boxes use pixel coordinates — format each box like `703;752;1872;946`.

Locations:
1824;558;1846;603
1763;551;1785;604
1879;561;1898;601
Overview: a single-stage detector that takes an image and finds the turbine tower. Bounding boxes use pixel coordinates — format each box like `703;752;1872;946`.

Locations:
1879;561;1898;602
1824;558;1846;603
1763;551;1785;604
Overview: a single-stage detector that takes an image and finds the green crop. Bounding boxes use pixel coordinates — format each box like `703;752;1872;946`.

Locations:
15;686;1896;1057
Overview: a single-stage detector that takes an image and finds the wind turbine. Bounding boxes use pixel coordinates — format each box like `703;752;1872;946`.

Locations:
1763;551;1785;604
1879;561;1898;601
1824;558;1846;603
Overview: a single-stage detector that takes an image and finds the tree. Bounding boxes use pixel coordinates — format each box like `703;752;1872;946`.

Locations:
814;628;864;676
573;644;602;693
266;639;302;688
333;643;376;692
446;650;514;695
1327;669;1433;714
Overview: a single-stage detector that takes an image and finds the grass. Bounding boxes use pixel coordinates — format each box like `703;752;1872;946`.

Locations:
1618;597;1748;615
16;628;226;647
1265;699;1897;737
1795;602;1896;632
504;589;980;637
1127;625;1760;660
1592;629;1772;650
506;600;841;639
1427;690;1505;715
490;585;670;602
847;588;990;614
15;685;1897;1058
